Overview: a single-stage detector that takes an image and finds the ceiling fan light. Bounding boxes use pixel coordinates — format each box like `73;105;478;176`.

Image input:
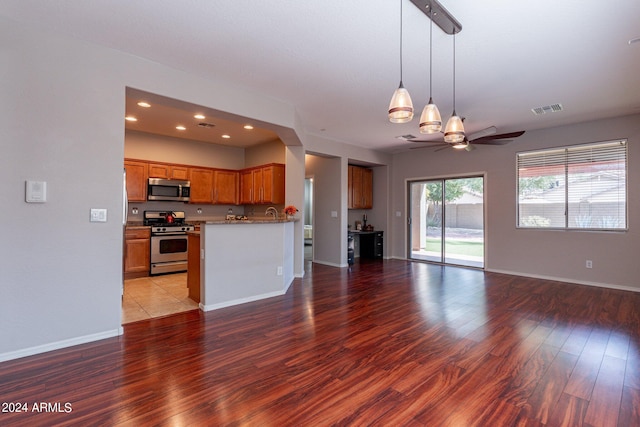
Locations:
388;83;414;123
444;112;465;143
419;98;442;134
452;140;468;149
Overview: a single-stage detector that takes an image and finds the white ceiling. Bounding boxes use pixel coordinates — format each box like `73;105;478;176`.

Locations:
3;1;640;153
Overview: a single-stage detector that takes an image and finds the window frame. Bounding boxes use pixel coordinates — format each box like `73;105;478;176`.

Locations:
516;139;628;231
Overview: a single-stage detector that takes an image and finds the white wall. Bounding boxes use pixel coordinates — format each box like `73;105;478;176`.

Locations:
245;140;286;168
125;130;246;169
391;114;640;291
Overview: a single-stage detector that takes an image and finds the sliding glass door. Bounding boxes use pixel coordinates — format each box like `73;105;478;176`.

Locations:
408;176;484;268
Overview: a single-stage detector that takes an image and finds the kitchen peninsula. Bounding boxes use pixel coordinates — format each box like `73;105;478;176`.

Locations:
197;218;295;311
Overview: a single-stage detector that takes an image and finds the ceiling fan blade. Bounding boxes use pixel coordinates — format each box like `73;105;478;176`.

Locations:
407;139;446;144
471;131;525;143
467;126;497;141
409;142;447;150
476;139;513;145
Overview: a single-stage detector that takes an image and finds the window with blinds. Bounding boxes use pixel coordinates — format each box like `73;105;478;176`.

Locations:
517;139;627;230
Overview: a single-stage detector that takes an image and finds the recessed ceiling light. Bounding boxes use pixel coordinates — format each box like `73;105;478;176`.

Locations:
221;134;231;139
243;124;254;130
194;114;205;120
176;125;186;131
125;116;138;122
137;101;151;108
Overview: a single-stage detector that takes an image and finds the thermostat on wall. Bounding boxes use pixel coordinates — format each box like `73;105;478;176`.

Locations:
25;180;47;203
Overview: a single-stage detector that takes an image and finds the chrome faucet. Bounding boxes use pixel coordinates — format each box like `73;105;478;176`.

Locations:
265;206;278;219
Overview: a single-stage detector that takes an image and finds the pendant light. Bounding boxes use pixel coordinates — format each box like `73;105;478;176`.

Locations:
388;0;413;123
419;4;442;134
444;32;465;143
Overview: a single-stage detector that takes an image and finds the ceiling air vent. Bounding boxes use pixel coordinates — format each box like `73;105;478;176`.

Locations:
531;103;563;115
197;122;216;128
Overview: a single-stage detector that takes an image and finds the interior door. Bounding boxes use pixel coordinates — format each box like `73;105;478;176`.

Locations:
408;176;484;268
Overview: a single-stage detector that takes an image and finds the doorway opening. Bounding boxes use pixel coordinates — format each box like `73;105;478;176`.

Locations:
408;176;484;268
304;177;314;261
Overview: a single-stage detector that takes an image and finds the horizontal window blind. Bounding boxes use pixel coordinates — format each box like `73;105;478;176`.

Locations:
517;140;627;230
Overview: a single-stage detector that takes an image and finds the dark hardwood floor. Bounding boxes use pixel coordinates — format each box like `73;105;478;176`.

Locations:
1;260;639;426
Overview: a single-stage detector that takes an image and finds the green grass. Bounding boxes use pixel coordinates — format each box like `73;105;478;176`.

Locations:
424;238;484;257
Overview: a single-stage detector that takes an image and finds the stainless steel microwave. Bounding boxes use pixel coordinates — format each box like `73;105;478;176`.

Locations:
147;178;191;202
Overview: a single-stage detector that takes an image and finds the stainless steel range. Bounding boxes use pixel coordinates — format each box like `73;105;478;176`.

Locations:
144;211;195;275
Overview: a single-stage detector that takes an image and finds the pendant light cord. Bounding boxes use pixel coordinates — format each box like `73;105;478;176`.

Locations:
452;32;456;112
399;0;404;85
429;6;433;99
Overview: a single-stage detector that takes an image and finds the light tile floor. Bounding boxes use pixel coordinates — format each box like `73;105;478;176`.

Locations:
122;273;199;324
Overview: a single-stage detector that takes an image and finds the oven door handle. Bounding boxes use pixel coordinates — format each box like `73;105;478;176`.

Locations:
152;232;189;236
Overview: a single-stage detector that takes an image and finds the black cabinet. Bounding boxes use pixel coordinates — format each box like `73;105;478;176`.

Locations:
359;231;383;259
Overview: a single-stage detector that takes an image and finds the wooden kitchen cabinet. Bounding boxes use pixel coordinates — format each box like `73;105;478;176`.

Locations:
348;165;373;209
148;162;189;180
124;160;148;202
187;232;200;303
240;169;254;204
240;164;285;204
124;227;150;279
188;167;214;204
213;169;239;205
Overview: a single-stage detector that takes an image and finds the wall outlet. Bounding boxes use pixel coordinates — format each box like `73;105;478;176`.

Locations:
277;266;283;276
586;260;593;269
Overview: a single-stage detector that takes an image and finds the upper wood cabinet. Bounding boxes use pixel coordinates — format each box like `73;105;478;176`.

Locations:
348;165;373;209
124;160;148;202
125;158;283;206
213;169;239;205
188;167;214;204
148;162;189;180
240;164;285;205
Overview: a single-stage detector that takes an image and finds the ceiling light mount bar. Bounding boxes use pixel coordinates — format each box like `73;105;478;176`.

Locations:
409;0;462;35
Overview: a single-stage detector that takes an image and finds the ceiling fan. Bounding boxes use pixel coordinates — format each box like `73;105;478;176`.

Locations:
407;126;525;151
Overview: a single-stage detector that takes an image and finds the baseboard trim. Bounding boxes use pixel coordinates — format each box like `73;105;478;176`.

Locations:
0;328;122;363
313;260;347;268
485;268;640;293
200;290;285;312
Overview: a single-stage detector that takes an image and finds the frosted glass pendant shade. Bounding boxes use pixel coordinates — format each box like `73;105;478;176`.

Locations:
388;83;414;123
419;98;442;134
444;111;465;143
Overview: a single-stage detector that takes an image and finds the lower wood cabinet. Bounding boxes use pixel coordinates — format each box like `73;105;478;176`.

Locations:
187;232;201;303
124;227;150;279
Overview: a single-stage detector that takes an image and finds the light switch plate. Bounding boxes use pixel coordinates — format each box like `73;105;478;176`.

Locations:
25;180;47;203
331;210;338;218
90;208;107;222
